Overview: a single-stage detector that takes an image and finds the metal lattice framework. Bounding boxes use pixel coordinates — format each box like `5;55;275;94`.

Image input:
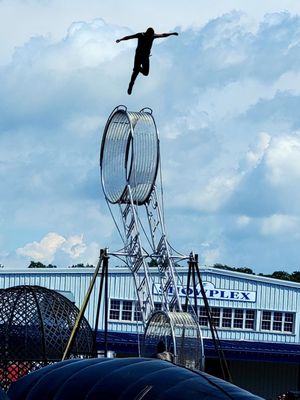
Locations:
0;285;95;390
100;106;183;323
143;311;205;370
100;105;204;370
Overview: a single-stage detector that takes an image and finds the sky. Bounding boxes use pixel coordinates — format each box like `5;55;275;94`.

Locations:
1;0;300;273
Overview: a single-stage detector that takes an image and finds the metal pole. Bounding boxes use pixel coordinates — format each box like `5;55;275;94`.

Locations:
194;256;232;382
103;250;109;357
191;256;198;318
93;249;106;353
62;250;104;361
185;256;192;312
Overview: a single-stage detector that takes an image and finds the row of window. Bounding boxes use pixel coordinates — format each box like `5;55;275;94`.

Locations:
108;299;295;334
261;310;294;332
109;299;163;322
198;307;294;333
198;307;256;330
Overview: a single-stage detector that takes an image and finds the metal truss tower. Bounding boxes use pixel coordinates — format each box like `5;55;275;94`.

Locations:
100;106;183;324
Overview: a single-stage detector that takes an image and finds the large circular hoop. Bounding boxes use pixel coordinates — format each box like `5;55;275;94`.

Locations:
100;106;159;205
143;311;205;370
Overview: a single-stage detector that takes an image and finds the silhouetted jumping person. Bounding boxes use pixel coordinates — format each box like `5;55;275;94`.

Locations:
116;27;178;95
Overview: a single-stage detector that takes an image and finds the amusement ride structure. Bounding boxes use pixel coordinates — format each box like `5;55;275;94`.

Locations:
99;105;204;369
63;105;229;376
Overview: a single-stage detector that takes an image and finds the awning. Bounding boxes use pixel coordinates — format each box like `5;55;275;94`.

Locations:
96;331;300;364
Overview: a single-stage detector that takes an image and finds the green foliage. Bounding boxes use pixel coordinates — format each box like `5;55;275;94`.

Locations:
264;271;291;281
290;271;300;282
213;264;300;283
212;264;254;275
24;259;300;283
28;261;57;268
68;263;95;268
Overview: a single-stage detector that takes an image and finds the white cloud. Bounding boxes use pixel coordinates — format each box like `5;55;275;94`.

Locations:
244;132;271;169
265;134;300;186
236;215;251;227
260;214;300;237
15;232;95;265
16;232;66;263
2;10;300;273
11;18;131;73
202;246;221;266
61;234;86;258
176;173;241;212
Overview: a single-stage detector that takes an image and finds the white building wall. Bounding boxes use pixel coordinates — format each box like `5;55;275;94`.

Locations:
1;267;300;343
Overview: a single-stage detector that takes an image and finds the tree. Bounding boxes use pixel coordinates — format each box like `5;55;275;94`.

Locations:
234;267;255;275
212;264;255;275
68;263;95;268
290;271;300;283
269;271;291;281
28;261;57;268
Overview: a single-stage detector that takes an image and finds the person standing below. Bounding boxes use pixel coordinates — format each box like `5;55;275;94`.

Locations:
152;340;174;363
116;27;178;94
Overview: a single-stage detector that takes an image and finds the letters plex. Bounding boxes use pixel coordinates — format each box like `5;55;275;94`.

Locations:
155;285;256;302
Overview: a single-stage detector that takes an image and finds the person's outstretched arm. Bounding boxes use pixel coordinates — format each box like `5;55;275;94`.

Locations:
116;33;139;43
154;32;179;39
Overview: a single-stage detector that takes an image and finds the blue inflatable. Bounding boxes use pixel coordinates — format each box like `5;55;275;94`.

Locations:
0;388;9;400
8;358;264;400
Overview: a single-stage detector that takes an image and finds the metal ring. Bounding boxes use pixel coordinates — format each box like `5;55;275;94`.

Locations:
100;106;159;205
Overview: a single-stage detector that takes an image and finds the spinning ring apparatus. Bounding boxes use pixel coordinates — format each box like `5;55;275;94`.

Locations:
100;106;159;205
100;105;204;370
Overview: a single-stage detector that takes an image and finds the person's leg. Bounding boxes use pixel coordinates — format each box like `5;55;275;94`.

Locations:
127;54;141;95
139;57;150;76
128;70;139;94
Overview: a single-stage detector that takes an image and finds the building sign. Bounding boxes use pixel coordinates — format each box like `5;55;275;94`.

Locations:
153;281;256;303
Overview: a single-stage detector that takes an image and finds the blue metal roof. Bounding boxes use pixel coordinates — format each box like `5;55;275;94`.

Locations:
96;331;300;364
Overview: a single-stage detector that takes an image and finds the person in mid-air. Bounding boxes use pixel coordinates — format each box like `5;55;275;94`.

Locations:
116;27;178;95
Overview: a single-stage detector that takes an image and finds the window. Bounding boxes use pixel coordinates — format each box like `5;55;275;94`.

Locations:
211;308;220;327
109;299;141;322
222;308;232;328
134;302;142;321
273;312;282;331
109;299;121;320
198;306;255;330
233;309;243;329
245;310;255;329
122;301;132;321
261;311;271;330
199;306;208;326
284;313;294;332
261;311;294;333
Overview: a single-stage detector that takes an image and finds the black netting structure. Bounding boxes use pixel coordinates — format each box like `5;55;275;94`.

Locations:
0;285;95;390
100;106;159;205
8;358;263;400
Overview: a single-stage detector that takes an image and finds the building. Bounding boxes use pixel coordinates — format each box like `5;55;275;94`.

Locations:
1;266;300;399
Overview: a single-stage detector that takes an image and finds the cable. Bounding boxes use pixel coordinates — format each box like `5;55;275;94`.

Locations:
106;200;126;246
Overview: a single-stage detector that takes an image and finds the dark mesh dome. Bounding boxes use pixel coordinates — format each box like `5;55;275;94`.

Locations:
0;285;95;390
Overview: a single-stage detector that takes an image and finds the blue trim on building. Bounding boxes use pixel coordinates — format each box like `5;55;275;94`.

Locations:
96;331;300;364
